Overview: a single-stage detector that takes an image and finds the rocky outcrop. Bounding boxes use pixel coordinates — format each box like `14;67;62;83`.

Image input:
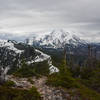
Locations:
7;75;80;100
0;39;59;76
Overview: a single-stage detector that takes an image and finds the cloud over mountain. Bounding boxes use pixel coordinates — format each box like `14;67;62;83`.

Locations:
0;0;100;41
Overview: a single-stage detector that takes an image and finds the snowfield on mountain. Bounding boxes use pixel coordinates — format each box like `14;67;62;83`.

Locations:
0;39;24;54
26;30;87;49
27;49;59;74
0;39;59;76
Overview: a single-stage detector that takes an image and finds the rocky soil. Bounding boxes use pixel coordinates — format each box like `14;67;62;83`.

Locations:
7;75;80;100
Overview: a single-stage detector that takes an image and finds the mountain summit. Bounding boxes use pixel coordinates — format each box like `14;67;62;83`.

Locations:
26;30;86;49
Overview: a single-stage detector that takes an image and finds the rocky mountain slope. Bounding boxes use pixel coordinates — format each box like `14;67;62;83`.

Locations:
0;39;59;81
26;30;100;59
25;30;87;48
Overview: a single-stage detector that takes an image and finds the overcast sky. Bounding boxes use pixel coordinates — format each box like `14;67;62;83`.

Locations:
0;0;100;42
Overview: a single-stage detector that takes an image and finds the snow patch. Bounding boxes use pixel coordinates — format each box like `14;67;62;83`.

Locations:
0;39;24;54
26;30;86;49
49;65;59;74
27;49;59;74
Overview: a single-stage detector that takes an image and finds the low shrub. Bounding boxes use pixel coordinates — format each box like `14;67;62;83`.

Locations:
0;86;41;100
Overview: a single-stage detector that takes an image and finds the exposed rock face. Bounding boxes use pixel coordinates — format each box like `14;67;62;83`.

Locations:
0;67;5;84
0;39;59;77
7;75;33;89
33;77;68;100
32;77;80;100
0;67;10;84
0;39;35;68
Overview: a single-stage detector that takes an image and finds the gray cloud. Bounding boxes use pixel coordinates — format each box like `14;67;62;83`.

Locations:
0;0;100;42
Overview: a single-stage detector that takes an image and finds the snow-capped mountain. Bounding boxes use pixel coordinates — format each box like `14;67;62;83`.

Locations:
0;39;59;77
26;30;87;49
25;30;100;64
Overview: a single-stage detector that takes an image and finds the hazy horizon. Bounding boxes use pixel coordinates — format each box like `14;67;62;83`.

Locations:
0;0;100;42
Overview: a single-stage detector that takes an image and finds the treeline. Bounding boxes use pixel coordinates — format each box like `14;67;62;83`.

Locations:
47;44;100;100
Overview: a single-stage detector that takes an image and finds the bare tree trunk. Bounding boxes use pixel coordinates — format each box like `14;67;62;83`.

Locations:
64;46;67;66
88;45;93;67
